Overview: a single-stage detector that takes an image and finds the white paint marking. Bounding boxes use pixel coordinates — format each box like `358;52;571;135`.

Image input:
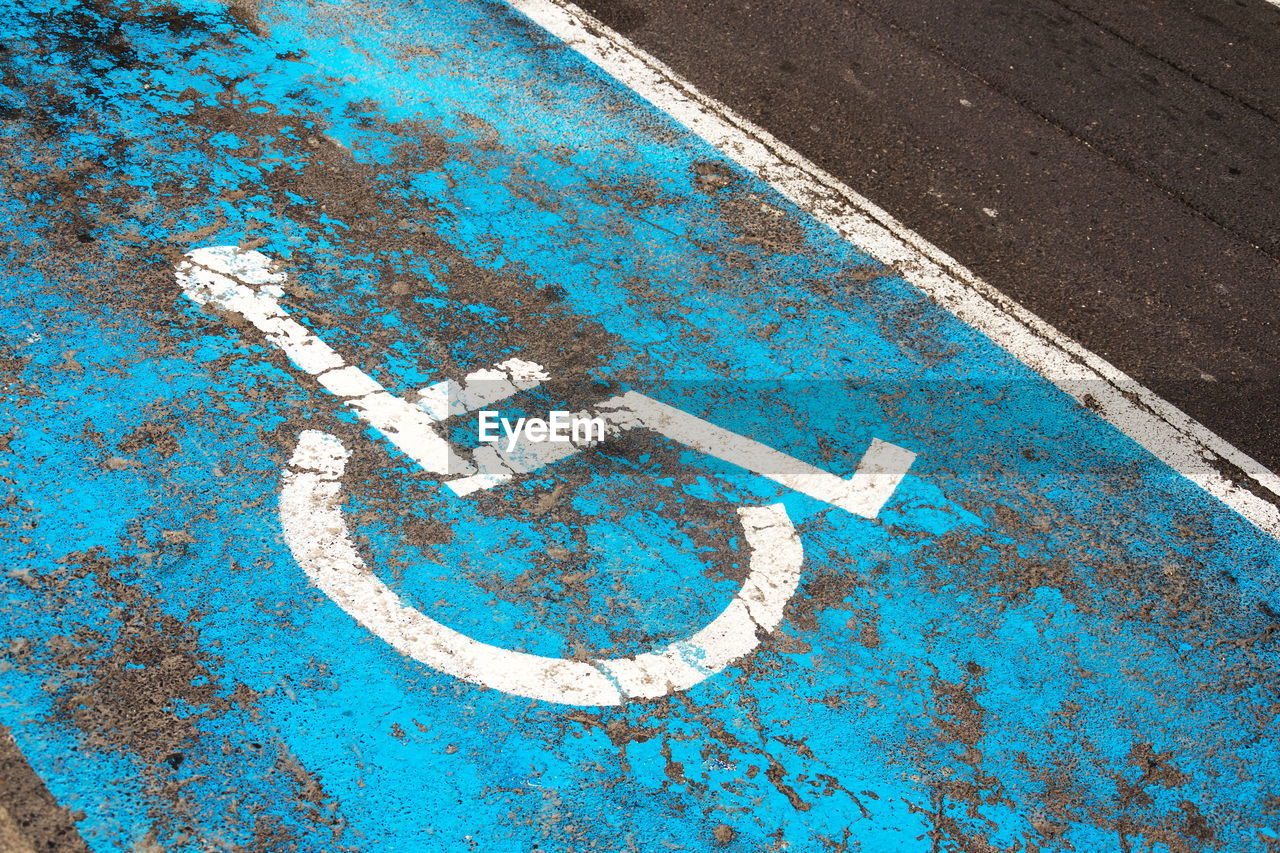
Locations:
178;247;914;514
176;247;473;477
179;250;915;701
445;391;916;514
417;357;551;419
281;430;804;706
504;0;1280;538
600;392;916;518
317;365;382;398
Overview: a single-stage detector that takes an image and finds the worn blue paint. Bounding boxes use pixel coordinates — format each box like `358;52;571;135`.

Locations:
1;0;1277;851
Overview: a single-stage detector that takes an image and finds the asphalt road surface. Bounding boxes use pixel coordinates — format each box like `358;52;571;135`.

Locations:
2;0;1279;851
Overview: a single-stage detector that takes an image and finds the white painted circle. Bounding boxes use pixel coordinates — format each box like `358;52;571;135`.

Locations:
279;429;805;706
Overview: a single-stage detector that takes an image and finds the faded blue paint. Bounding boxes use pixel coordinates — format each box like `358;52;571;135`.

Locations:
1;0;1278;851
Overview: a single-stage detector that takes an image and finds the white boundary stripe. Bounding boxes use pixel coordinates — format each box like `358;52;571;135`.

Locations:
504;0;1280;540
281;429;805;705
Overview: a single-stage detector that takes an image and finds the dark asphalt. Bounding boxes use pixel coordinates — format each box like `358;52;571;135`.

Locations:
577;0;1280;472
0;727;87;853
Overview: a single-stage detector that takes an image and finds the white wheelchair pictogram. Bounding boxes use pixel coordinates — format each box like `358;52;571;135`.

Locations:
176;246;916;706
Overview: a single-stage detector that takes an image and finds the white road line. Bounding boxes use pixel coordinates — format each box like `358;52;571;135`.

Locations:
504;0;1280;539
281;429;805;705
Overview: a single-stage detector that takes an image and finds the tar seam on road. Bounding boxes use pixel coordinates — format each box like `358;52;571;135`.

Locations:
504;0;1280;540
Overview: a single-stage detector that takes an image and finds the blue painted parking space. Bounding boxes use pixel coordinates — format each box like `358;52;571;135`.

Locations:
1;0;1278;850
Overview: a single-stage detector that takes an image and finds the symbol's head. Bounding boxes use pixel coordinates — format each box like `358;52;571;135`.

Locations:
176;245;287;307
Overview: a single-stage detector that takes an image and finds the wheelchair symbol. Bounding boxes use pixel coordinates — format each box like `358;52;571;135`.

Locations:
177;247;916;705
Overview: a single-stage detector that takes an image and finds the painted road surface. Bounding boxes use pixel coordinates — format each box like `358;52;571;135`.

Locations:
1;1;1279;851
